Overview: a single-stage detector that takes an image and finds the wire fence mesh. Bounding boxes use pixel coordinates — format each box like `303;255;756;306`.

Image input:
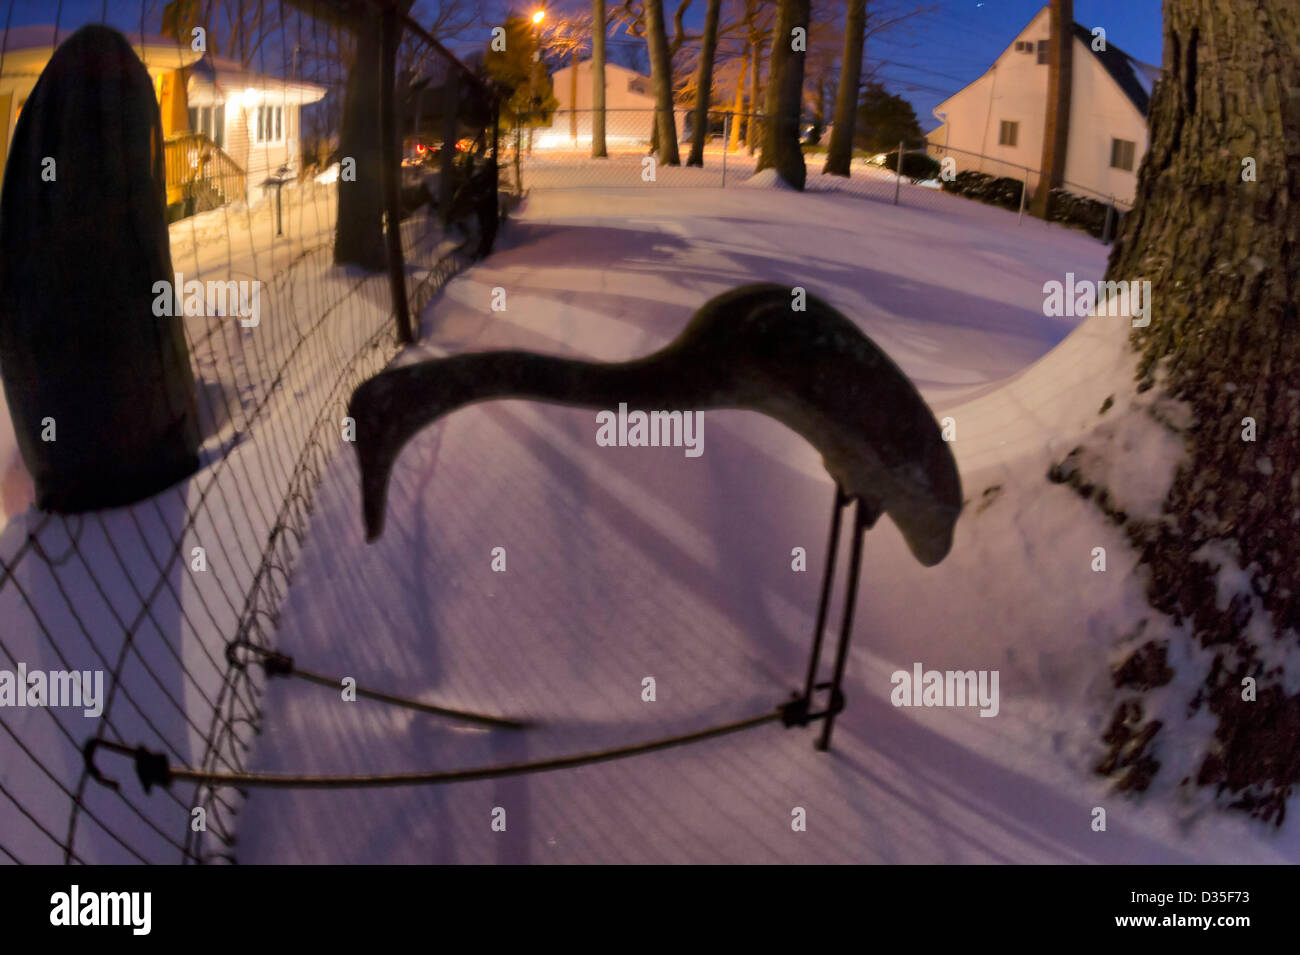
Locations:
0;0;503;864
511;107;1131;241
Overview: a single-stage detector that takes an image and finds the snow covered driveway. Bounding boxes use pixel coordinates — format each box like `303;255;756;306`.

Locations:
237;185;1293;862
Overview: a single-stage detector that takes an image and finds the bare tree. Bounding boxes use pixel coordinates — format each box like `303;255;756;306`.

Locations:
735;0;773;153
756;0;810;187
643;0;682;163
593;0;608;157
727;47;747;151
614;0;698;158
822;0;928;176
822;0;864;175
686;0;722;165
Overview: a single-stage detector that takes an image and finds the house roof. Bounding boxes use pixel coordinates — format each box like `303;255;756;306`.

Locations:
931;12;1159;121
1070;22;1153;116
187;53;326;105
552;58;650;81
0;25;203;86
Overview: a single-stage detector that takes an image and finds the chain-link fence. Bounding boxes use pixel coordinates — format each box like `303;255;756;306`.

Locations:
0;0;504;864
509;107;1130;242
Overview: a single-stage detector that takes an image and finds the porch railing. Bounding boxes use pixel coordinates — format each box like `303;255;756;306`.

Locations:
164;132;246;211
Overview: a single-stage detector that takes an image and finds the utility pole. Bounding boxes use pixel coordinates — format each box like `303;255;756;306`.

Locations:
1031;0;1073;217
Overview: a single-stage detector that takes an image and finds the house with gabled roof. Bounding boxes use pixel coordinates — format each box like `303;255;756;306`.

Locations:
0;26;324;217
926;5;1159;205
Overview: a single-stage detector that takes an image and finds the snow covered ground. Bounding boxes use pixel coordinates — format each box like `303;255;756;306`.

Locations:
0;182;456;863
234;180;1300;863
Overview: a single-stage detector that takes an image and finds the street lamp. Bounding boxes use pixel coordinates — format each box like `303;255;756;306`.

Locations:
531;9;545;24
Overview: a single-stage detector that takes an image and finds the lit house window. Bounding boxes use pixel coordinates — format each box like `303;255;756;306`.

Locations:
1110;138;1136;171
187;104;226;148
256;105;284;143
999;120;1018;147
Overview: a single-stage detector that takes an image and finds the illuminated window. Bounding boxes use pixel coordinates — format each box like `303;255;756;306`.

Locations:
256;105;284;143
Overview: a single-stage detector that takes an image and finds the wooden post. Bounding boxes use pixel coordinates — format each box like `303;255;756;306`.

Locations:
1031;0;1073;217
379;3;413;345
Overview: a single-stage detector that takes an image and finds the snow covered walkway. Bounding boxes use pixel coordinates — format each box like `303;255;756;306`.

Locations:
237;185;1297;862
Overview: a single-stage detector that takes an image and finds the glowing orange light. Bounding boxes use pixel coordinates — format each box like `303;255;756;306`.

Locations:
531;10;545;24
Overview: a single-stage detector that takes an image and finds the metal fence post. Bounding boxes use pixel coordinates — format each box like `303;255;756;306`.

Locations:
893;139;903;205
379;1;413;345
1018;168;1028;225
1103;196;1115;244
722;112;730;188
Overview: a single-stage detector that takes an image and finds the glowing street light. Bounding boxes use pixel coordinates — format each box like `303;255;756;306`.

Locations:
531;9;545;24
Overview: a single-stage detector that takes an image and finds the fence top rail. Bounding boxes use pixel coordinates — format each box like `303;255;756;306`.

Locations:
397;9;491;95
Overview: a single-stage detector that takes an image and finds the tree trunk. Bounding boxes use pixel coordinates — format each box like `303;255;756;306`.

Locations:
728;48;748;152
570;48;579;143
1093;0;1300;821
1031;0;1072;216
334;13;386;271
686;0;722;166
746;37;761;154
644;0;681;164
823;0;865;177
592;0;607;157
810;75;824;142
756;0;810;189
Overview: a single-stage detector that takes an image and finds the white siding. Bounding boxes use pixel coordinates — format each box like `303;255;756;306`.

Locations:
225;100;303;202
537;60;687;148
928;7;1150;204
1062;43;1149;203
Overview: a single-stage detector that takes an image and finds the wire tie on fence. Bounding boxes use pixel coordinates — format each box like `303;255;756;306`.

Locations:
83;738;173;794
226;638;293;677
777;684;845;728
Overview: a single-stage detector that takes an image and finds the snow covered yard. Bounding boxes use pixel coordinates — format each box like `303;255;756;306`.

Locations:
224;182;1297;863
0;182;460;863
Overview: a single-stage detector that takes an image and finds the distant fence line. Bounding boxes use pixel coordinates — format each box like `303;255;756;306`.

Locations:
509;107;1129;242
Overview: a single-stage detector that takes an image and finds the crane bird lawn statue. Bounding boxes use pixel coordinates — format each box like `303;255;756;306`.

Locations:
350;283;961;750
81;285;963;800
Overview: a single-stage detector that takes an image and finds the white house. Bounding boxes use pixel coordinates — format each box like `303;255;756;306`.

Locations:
926;6;1159;204
537;58;686;150
0;27;324;212
0;26;203;190
184;53;326;203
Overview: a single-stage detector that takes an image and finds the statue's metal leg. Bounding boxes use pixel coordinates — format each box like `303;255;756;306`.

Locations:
802;485;848;703
816;500;870;752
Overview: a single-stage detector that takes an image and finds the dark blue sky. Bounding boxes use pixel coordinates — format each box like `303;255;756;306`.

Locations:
9;0;1164;130
862;0;1163;127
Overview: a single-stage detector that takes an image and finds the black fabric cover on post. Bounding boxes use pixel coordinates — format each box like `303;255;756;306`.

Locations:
0;25;200;513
